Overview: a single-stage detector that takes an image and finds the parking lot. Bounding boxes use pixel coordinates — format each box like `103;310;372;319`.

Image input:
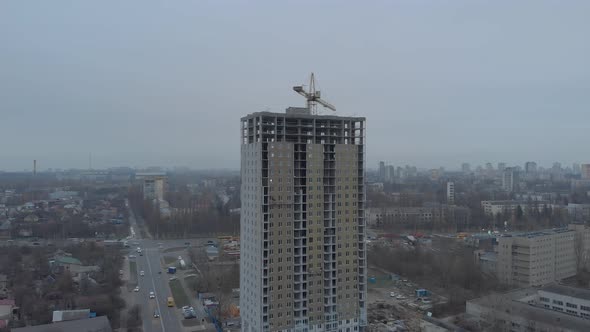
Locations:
366;267;447;330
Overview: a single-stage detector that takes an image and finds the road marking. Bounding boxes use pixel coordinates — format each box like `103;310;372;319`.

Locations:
145;248;166;332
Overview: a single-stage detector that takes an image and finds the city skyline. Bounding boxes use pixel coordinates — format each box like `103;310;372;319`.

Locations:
2;1;590;171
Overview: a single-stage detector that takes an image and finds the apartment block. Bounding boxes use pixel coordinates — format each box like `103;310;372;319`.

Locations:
136;172;167;201
496;229;576;287
502;167;519;192
446;182;455;205
240;108;367;332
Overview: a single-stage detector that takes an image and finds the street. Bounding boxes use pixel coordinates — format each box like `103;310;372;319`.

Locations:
127;204;183;332
126;202;212;332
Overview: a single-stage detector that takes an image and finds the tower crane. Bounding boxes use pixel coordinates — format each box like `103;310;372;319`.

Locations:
293;73;336;114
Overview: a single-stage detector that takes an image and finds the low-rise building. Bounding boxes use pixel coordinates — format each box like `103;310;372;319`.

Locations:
466;284;590;331
368;204;470;227
481;200;551;217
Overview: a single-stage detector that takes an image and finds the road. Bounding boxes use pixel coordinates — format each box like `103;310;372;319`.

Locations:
128;204;184;332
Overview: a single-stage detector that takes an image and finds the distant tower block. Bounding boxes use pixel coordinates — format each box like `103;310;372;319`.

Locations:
447;181;455;205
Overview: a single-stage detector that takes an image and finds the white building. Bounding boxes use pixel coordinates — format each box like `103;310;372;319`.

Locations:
466;284;590;331
497;229;576;287
481;200;550;217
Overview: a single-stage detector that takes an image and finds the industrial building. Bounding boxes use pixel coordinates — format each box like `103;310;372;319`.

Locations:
239;76;367;332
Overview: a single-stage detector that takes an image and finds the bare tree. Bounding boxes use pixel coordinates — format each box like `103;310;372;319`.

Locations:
574;231;586;273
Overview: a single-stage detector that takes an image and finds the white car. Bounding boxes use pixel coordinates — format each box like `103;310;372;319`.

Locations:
396;295;406;300
149;291;155;299
140;271;145;276
389;292;396;297
128;254;136;258
178;256;182;260
134;286;140;292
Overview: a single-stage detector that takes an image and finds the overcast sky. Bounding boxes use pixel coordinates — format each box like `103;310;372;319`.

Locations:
1;1;589;171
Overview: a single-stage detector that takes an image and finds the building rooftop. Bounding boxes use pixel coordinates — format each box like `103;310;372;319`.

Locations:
541;283;590;301
242;110;365;122
54;256;82;266
12;316;111;332
503;227;573;239
468;285;590;332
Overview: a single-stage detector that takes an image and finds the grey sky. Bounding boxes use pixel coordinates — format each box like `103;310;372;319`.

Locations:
1;1;589;171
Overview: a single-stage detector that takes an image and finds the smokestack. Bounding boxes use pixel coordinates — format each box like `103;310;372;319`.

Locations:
33;160;37;176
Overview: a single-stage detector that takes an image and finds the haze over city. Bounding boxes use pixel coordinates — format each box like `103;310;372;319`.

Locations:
2;0;590;171
4;2;590;332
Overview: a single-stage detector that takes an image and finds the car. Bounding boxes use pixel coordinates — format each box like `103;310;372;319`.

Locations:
184;242;191;246
169;276;177;281
153;310;160;318
149;291;155;299
140;271;145;276
139;253;143;256
119;270;124;275
396;295;406;300
134;286;140;292
390;292;396;297
128;254;136;258
178;256;182;260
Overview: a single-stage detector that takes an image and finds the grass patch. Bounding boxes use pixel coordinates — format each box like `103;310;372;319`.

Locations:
184;275;198;292
169;279;190;308
129;261;137;282
127;260;138;290
163;256;177;265
163;247;185;253
181;319;202;327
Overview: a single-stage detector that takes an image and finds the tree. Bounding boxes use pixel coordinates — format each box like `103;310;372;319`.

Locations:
515;205;524;222
574;231;586;273
126;304;142;331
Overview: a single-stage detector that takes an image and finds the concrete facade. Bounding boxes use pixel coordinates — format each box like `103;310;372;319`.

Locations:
240;109;367;332
502;167;519;192
446;182;455;205
497;229;576;287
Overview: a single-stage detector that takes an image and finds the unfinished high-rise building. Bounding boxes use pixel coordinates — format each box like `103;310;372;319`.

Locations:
240;107;367;332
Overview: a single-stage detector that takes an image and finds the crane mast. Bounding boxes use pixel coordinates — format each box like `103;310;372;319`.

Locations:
293;73;336;115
